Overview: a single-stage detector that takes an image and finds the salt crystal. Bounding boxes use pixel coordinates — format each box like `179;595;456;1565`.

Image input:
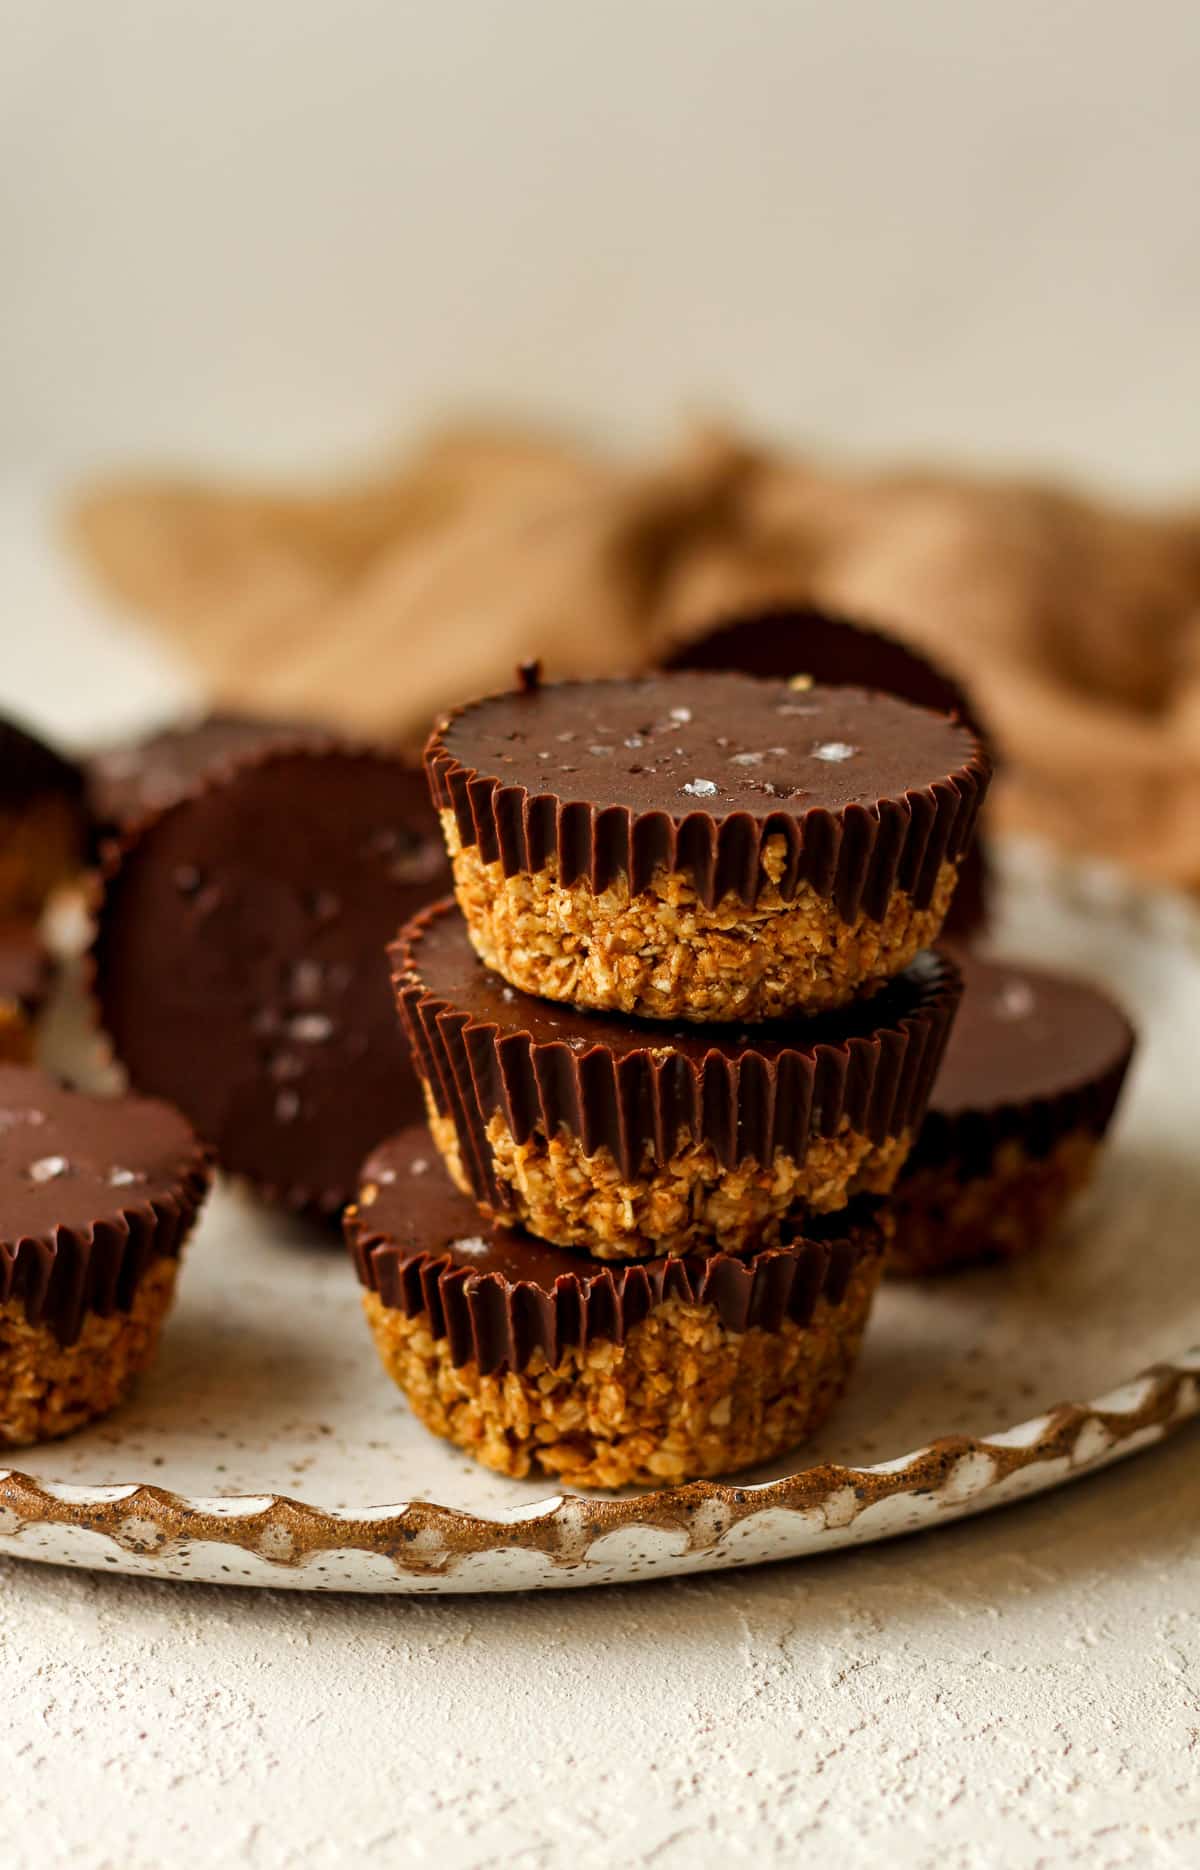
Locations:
291;960;323;1002
995;981;1036;1020
28;1156;69;1182
588;744;614;757
408;1159;429;1177
624;735;644;749
729;751;763;767
812;741;858;763
0;1108;44;1132
682;778;718;798
108;1167;144;1187
288;1014;334;1043
669;706;692;723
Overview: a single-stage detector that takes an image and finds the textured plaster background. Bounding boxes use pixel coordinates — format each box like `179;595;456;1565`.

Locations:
4;1436;1198;1869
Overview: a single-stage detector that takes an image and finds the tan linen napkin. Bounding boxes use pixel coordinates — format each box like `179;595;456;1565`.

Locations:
69;425;1200;885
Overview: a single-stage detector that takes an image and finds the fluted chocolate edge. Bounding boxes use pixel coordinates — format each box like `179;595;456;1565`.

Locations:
0;1146;213;1347
907;1045;1136;1182
425;690;991;920
392;902;962;1195
346;1204;887;1376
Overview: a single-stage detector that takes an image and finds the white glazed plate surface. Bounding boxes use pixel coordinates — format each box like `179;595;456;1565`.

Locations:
0;843;1196;1592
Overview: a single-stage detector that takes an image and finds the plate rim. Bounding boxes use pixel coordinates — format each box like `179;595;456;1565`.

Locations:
2;841;1198;1585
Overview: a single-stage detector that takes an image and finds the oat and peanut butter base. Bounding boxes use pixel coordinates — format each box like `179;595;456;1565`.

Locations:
362;1256;879;1489
425;1099;909;1257
445;816;958;1019
889;1132;1099;1276
0;1257;179;1446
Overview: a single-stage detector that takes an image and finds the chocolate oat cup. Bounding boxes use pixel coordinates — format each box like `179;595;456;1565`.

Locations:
0;1065;212;1445
92;737;451;1218
890;954;1136;1275
345;1128;889;1489
425;668;989;1019
393;900;961;1259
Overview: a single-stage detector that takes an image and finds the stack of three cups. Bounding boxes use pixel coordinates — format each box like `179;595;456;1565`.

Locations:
345;667;988;1487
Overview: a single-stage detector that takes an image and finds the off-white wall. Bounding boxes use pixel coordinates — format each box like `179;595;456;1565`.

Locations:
5;0;1200;492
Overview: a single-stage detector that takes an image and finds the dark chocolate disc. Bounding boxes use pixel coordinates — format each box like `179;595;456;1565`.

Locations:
911;953;1136;1172
93;744;451;1217
427;671;989;919
0;1063;211;1342
346;1127;885;1374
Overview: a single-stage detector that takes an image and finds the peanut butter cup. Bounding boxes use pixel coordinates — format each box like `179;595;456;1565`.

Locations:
426;669;988;1019
890;953;1135;1274
0;714;87;919
0;1064;212;1445
394;899;961;1258
93;741;450;1217
345;1127;889;1488
662;603;991;937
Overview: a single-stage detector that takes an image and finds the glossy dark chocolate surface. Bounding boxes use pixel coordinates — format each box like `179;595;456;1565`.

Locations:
434;671;977;818
94;747;450;1216
911;953;1136;1173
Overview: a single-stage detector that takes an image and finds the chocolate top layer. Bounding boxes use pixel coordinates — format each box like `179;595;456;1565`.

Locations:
0;925;51;1015
347;1127;883;1372
0;714;84;810
0;1064;204;1242
433;671;978;820
93;745;451;1216
908;952;1136;1176
428;672;988;917
932;954;1135;1117
406;895;952;1066
87;712;323;836
663;604;984;738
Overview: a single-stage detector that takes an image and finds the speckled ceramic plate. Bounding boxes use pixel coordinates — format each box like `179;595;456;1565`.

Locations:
0;843;1196;1592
